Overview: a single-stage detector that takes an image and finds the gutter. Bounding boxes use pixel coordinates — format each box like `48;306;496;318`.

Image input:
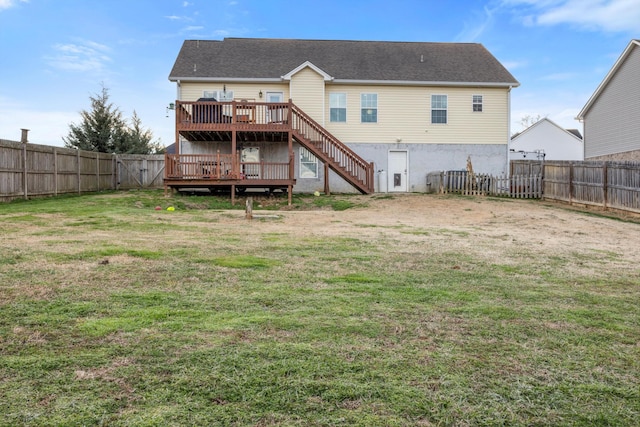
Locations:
170;76;520;88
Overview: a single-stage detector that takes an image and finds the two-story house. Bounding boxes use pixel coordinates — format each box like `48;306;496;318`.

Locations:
166;38;519;201
576;39;640;161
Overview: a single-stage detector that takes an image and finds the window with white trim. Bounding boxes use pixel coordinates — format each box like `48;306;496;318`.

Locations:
360;93;377;123
473;95;483;112
299;147;318;178
203;90;233;101
431;94;447;124
329;93;347;122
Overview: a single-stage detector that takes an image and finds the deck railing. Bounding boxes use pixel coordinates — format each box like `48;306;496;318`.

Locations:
165;153;291;181
290;104;374;194
176;100;290;131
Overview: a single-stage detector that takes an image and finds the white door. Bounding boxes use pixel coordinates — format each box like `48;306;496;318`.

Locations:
388;150;408;192
266;92;284;123
241;147;260;178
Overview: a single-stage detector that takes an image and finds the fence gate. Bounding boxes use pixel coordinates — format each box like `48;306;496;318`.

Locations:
116;154;165;189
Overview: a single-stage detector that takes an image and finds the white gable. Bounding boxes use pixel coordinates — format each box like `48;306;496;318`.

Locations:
281;61;333;81
510;118;583;161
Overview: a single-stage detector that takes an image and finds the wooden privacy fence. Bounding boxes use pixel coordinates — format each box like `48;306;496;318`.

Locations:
437;171;542;198
542;160;640;214
116;154;165;189
0;140;164;202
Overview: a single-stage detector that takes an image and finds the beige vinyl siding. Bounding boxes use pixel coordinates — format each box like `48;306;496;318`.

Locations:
324;84;509;145
178;82;289;102
289;67;325;125
584;46;640;158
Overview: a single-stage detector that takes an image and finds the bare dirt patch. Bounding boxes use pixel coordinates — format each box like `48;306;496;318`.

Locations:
230;194;640;271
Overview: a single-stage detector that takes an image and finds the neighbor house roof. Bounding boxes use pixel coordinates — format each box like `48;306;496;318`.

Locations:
576;39;640;120
169;38;519;87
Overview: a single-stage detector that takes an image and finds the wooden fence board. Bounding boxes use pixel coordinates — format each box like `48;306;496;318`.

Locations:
522;159;640;214
0;140;165;202
3;140;640;215
440;171;542;199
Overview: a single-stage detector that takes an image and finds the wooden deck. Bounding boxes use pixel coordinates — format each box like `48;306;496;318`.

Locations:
166;99;375;202
164;152;295;198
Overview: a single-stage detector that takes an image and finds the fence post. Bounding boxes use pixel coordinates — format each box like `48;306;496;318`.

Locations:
569;162;574;205
603;162;608;210
113;155;117;191
96;152;100;191
22;142;28;200
77;150;81;194
54;148;58;196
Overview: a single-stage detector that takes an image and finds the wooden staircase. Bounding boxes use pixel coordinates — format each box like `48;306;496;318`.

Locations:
290;103;375;194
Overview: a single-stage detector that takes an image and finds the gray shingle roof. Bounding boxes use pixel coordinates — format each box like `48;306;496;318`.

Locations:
169;38;519;86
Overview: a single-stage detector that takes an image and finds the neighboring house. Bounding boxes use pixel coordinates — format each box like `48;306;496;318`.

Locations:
576;39;640;161
510;118;583;161
166;38;519;197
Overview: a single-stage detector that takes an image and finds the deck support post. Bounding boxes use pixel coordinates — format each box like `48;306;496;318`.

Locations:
324;163;330;195
245;197;253;220
288;184;292;206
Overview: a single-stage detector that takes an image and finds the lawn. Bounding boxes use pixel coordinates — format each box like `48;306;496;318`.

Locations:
0;190;638;426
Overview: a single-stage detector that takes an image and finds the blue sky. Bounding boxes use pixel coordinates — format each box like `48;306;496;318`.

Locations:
1;0;638;148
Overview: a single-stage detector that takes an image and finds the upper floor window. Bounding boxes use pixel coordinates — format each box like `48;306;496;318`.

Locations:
473;95;483;112
330;93;347;122
431;94;447;124
203;90;233;101
361;93;378;123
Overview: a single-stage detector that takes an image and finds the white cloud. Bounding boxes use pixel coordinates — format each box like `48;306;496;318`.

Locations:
504;0;640;32
0;0;27;11
182;25;204;32
45;40;112;73
165;14;193;22
501;60;529;71
455;6;497;42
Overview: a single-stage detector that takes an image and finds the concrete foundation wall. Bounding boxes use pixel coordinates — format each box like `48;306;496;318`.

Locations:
181;139;507;194
294;142;509;194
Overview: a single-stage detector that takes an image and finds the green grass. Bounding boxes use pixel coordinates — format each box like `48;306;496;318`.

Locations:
0;191;638;426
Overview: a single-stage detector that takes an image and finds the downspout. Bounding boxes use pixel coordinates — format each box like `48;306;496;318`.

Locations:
176;80;181;155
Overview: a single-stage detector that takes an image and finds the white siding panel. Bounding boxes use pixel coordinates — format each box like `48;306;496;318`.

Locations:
289;68;325;125
324;85;509;145
585;46;640;158
176;81;511;147
510;119;583;160
179;82;289;102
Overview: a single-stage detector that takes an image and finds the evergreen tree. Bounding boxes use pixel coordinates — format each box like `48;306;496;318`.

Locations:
123;111;164;154
63;85;125;153
63;85;162;154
